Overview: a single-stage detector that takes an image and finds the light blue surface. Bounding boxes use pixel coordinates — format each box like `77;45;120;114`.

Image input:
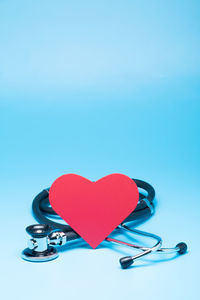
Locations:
0;1;200;299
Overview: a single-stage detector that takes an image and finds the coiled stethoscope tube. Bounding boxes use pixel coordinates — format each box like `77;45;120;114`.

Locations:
22;179;187;267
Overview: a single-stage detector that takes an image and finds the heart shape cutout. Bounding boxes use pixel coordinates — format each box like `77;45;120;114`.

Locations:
49;173;139;248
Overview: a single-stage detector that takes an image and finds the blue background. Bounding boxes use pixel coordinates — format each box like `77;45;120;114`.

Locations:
0;1;200;299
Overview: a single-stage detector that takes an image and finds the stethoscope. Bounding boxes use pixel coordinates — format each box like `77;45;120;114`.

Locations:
22;179;187;268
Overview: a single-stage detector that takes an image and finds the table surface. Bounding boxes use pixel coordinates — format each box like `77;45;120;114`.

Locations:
0;1;200;300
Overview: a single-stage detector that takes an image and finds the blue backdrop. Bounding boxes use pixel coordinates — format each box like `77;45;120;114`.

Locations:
0;1;199;299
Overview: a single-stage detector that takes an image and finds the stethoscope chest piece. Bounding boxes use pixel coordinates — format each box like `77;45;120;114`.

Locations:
22;247;58;263
21;224;59;262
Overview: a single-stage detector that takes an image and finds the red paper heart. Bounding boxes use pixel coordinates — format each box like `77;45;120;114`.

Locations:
49;173;139;248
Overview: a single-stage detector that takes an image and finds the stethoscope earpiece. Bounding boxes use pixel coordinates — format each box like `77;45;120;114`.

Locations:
120;256;134;269
176;242;188;255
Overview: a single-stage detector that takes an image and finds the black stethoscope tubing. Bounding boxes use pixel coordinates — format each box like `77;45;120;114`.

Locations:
32;179;155;241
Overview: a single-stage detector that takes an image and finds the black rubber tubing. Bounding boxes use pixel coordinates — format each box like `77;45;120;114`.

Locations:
32;179;155;241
